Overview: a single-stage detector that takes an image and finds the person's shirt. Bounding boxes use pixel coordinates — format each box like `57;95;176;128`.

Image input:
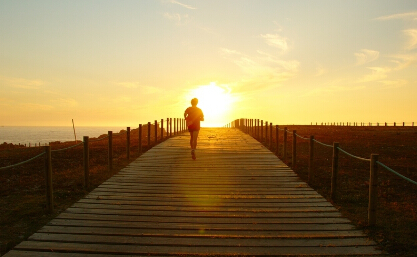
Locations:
184;106;204;129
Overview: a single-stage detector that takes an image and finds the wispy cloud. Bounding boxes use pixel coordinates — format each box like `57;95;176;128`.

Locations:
114;81;139;89
357;66;390;83
379;79;407;89
0;75;44;89
221;49;298;94
403;29;417;50
306;85;366;96
113;81;163;94
169;0;196;10
355;49;380;65
163;12;189;24
315;64;328;77
375;11;417;21
51;98;79;107
261;33;289;53
388;53;417;70
20;103;54;111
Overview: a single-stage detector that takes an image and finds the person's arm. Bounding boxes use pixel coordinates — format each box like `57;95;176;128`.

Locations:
200;110;204;121
184;109;188;119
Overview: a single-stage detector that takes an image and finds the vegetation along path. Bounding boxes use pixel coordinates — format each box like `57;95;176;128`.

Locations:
4;128;383;256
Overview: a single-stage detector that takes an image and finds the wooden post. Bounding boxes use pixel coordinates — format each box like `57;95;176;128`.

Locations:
126;127;130;160
292;130;297;169
174;118;176;135
308;136;314;183
265;121;268;145
147;122;151;147
283;127;287;162
368;154;379;226
261;120;263;142
83;136;89;188
170;118;172;137
161;119;164;140
257;119;259;139
331;142;340;201
167;118;169;137
275;125;279;156
269;123;272;149
108;131;113;172
154;120;158;145
139;124;142;154
44;146;53;213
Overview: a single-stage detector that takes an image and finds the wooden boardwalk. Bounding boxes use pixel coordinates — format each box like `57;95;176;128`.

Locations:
5;128;383;256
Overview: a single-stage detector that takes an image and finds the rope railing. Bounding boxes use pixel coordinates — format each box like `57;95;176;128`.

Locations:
313;139;333;148
1;117;187;214
0;152;45;171
231;117;417;226
89;135;109;142
295;132;309;140
51;142;84;152
337;146;370;162
377;161;417;186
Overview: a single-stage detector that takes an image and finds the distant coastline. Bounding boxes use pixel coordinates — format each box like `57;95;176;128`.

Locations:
0;126;126;145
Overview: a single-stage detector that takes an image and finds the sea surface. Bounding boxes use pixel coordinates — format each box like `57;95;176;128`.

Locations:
0;126;127;145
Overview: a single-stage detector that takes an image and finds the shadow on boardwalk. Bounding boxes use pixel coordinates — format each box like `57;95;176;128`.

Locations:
4;128;383;256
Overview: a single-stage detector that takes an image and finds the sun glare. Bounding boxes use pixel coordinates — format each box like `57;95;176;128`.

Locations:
185;82;234;127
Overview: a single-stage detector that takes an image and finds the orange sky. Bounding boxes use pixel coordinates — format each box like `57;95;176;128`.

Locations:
1;1;417;127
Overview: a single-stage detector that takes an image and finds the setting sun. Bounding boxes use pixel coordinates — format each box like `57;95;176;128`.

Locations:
185;82;235;127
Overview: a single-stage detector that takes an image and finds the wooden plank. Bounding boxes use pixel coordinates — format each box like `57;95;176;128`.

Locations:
14;241;381;256
28;233;376;246
47;219;355;231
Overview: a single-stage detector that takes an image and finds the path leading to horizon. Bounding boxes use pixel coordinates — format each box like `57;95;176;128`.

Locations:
5;128;382;256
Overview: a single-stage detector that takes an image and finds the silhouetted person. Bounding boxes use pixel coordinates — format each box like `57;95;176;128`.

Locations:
184;98;204;160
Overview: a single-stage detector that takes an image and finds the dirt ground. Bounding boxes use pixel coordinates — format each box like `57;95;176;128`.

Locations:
1;124;416;256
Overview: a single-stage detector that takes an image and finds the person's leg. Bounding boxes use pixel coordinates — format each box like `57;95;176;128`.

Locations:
189;131;194;149
191;130;199;150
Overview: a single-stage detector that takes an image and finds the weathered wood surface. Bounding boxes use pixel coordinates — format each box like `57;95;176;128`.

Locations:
5;128;383;256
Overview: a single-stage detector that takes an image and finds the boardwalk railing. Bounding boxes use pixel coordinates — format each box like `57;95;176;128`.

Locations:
0;118;187;213
230;118;417;226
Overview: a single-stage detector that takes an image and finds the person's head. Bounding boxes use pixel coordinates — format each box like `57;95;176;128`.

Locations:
191;98;198;106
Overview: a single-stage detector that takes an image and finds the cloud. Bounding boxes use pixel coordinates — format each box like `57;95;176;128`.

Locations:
306;85;366;96
375;11;417;21
140;85;163;94
20;103;54;111
114;81;139;89
355;49;380;65
257;50;299;71
169;0;196;9
379;79;407;89
388;53;417;70
261;34;289;53
357;66;391;83
163;12;189;24
51;98;79;107
220;48;242;56
315;64;327;77
0;75;44;89
403;29;417;50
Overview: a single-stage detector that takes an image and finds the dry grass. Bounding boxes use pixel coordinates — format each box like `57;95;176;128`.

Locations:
0;125;169;256
253;124;417;256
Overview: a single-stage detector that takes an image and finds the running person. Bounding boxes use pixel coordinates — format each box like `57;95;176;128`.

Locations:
184;98;204;160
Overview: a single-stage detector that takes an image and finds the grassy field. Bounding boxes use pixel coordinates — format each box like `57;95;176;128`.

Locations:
253;124;417;257
1;124;416;256
0;125;167;256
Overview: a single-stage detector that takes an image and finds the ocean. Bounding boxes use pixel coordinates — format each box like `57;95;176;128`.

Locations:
0;126;127;146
